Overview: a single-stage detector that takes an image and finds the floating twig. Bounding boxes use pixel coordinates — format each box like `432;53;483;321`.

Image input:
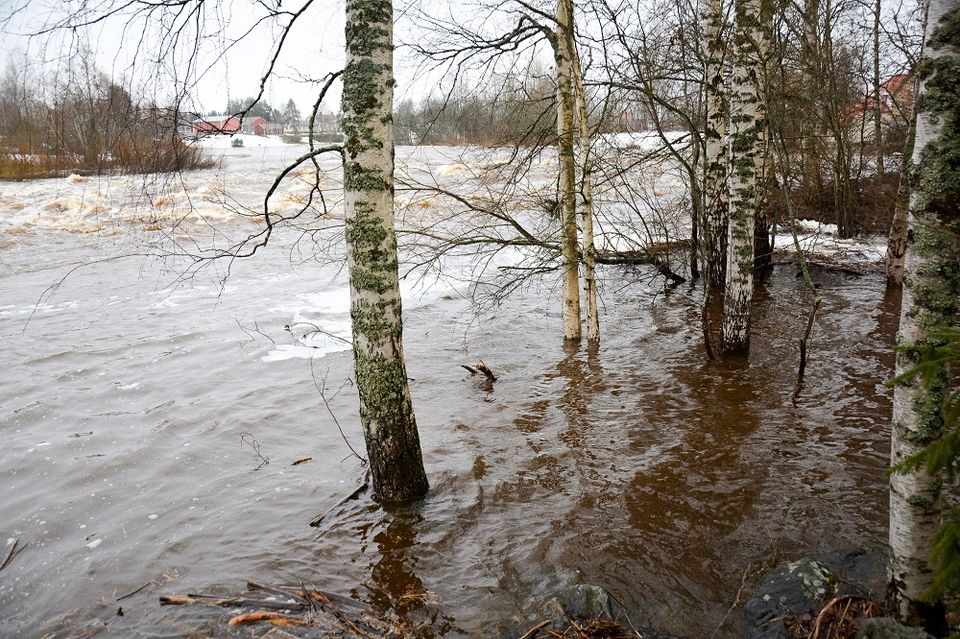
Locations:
239;432;269;470
309;469;371;527
116;581;152;601
0;539;24;571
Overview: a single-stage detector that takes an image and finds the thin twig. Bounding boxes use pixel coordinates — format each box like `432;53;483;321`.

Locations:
116;581;152;601
309;360;366;463
0;539;23;571
711;565;755;638
810;595;867;639
239;432;269;470
309;468;372;527
517;620;551;639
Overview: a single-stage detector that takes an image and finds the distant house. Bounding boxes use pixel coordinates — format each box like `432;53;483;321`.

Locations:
192;115;241;136
240;116;284;136
877;74;915;123
844;73;916;129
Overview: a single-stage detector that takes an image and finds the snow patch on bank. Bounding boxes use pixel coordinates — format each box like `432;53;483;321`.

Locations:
773;220;887;266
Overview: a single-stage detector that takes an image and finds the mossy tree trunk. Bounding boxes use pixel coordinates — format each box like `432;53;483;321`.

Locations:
888;1;960;630
753;9;773;278
555;0;582;342
702;0;729;289
342;0;428;502
720;0;768;356
885;91;918;285
570;35;600;344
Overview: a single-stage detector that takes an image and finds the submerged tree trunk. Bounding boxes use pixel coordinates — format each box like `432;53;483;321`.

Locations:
702;0;729;289
555;0;582;342
720;0;767;356
888;1;960;630
571;38;600;343
342;0;428;502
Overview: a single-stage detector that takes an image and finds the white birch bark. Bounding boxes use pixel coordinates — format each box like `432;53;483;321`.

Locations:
885;77;919;285
889;0;960;626
702;0;729;288
342;0;428;502
571;38;600;344
720;0;767;356
555;0;582;342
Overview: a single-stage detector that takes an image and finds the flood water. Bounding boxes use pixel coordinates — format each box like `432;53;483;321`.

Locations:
0;148;898;638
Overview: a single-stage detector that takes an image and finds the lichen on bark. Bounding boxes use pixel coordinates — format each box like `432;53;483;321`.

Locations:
341;0;428;503
888;3;960;630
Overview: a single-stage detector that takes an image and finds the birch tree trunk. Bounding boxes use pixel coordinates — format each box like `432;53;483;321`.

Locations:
888;0;960;629
753;6;773;277
885;78;919;285
555;0;582;342
342;0;429;502
884;113;916;285
872;0;885;177
570;38;600;344
702;0;729;289
720;0;767;356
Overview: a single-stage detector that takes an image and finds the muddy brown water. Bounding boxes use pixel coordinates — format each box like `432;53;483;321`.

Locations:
0;225;898;638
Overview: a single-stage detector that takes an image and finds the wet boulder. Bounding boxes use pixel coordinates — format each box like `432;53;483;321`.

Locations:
856;617;935;639
528;584;679;639
539;584;623;625
742;549;885;639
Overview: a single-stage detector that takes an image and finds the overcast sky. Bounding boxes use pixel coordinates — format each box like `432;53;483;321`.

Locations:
0;0;467;117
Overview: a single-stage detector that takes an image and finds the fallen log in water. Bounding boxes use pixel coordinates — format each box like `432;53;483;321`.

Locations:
227;610;309;627
462;360;497;381
595;249;686;284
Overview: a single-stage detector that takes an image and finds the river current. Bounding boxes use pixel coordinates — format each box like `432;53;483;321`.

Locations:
0;145;897;638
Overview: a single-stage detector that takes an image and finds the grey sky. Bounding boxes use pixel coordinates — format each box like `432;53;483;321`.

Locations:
0;0;449;117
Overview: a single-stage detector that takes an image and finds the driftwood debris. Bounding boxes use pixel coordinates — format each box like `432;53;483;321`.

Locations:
783;594;883;639
160;581;402;636
517;618;638;638
772;258;871;277
228;610;309;627
160;594;307;611
462;360;497;381
291;456;313;466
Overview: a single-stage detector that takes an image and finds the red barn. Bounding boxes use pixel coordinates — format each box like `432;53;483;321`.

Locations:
241;117;284;136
